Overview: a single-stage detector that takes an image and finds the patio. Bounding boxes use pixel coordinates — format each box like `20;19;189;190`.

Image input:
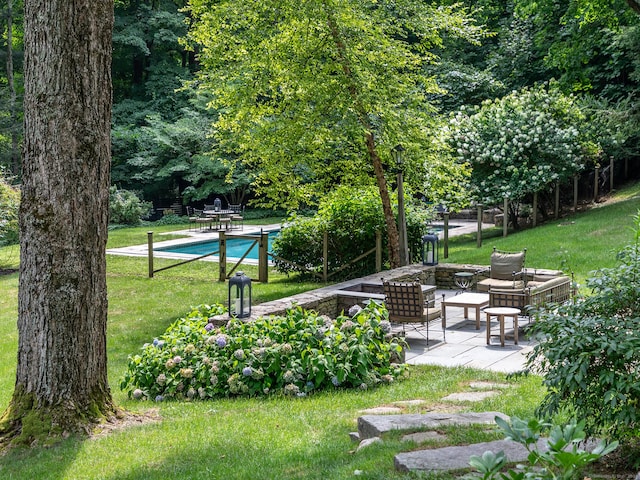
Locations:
400;288;535;373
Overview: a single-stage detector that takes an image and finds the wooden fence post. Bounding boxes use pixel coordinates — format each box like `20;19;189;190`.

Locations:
554;181;560;219
594;165;600;201
503;197;508;237
610;156;614;192
476;204;483;248
218;231;226;282
573;175;578;213
147;231;154;278
532;192;538;227
258;232;268;283
443;212;449;259
323;231;328;282
375;231;382;272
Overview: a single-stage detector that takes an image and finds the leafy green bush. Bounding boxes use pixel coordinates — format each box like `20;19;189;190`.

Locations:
525;212;640;440
469;417;617;480
109;186;153;225
0;170;19;247
272;185;431;279
120;301;407;401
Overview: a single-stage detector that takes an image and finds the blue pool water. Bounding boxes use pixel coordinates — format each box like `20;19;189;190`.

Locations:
156;230;280;259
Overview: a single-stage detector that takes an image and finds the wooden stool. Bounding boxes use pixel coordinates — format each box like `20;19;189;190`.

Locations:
484;307;520;346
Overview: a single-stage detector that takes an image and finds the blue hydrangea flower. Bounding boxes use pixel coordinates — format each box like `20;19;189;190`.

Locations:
216;335;227;348
242;366;252;376
205;323;214;332
152;338;159;347
331;376;340;387
155;395;164;402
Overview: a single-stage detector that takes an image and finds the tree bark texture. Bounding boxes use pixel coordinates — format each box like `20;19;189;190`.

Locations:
3;0;115;442
323;3;401;268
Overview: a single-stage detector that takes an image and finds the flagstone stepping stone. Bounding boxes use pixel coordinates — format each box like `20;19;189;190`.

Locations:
442;391;500;402
394;437;548;473
357;411;507;440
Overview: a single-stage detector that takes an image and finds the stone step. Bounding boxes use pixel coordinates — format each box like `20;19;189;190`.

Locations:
394;437;548;473
357;411;508;440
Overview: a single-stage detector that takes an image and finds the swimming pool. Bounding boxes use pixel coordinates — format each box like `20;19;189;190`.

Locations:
155;230;280;260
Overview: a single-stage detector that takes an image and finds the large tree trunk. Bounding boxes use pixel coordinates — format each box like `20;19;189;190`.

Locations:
0;0;116;446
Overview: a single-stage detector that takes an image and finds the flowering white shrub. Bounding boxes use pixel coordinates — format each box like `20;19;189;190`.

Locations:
448;83;599;212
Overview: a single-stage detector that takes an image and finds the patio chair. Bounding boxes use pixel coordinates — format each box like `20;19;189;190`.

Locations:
477;247;527;292
229;204;244;230
383;280;442;347
186;206;199;231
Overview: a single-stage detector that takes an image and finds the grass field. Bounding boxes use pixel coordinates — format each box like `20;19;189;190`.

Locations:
0;186;638;479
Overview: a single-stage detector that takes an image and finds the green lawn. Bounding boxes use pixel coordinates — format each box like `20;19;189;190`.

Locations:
445;182;640;289
0;189;639;479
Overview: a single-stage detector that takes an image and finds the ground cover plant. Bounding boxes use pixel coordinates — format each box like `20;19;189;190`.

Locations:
121;302;407;401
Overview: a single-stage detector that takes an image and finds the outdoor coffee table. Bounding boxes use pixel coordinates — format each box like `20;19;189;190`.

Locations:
484;307;521;347
441;292;489;330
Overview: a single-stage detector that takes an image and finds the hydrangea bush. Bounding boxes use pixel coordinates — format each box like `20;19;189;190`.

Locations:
121;301;408;401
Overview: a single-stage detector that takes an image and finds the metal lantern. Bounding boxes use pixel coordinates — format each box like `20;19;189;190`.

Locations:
213;197;222;211
422;233;439;266
228;271;252;318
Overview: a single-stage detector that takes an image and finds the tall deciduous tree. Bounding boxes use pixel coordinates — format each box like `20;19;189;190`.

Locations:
186;0;485;268
0;0;116;445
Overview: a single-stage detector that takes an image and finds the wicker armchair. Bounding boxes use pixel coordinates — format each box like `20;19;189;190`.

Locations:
489;275;572;313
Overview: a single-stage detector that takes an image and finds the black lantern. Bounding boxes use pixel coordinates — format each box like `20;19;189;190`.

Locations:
390;143;405;167
228;271;252;318
422;233;439;266
213;197;222;211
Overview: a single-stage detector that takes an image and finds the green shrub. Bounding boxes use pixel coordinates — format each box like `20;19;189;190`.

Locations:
109;186;153;225
120;301;408;401
469;417;617;480
272;185;431;279
525;211;640;440
0;171;19;247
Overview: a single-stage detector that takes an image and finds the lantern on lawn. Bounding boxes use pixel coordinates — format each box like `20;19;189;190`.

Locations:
422;233;439;266
228;271;252;318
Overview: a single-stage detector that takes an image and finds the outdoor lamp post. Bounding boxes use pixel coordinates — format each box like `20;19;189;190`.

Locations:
228;271;252;318
391;144;409;266
422;233;439;266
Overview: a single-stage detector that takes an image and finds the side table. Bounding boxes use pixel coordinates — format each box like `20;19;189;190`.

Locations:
484;307;521;347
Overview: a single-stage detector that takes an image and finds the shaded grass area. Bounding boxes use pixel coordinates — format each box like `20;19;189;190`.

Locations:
1;189;639;478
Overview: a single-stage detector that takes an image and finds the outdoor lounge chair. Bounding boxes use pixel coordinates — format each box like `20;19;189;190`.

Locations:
383;280;442;347
489;273;572;313
476;247;527;292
